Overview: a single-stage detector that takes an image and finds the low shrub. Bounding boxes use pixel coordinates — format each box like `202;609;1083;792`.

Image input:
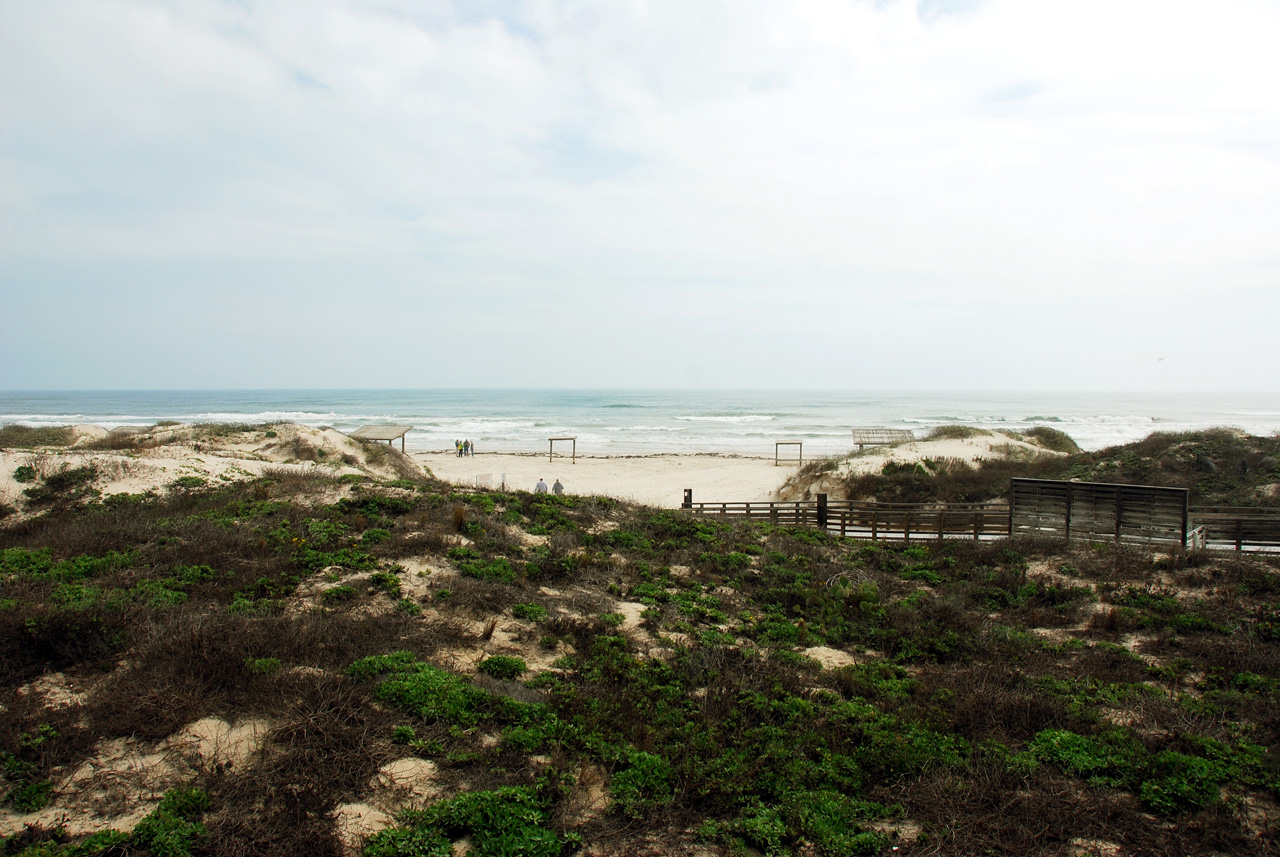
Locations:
349;652;493;727
478;655;527;681
367;787;569;857
1024;426;1082;454
446;547;517;583
511;603;547;622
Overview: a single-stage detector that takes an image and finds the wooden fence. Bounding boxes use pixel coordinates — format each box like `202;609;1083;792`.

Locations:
682;486;1280;552
825;502;1009;541
1009;478;1189;549
683;497;1008;542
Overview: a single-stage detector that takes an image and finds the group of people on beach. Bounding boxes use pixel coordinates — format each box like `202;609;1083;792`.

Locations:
454;439;474;457
534;477;564;496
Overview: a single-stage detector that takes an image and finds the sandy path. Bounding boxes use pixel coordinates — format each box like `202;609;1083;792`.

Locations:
414;452;797;508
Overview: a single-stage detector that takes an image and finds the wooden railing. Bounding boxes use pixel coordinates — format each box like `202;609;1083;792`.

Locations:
826;502;1010;541
682;493;1280;552
685;500;817;526
683;498;1009;542
1188;507;1280;552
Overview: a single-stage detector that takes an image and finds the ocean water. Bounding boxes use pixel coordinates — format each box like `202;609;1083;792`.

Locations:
1;390;1278;455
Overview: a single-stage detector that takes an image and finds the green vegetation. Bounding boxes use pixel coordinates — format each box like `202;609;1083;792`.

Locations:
365;787;571;857
0;788;208;856
20;466;99;507
925;425;991;441
0;425;74;448
446;547;517;583
511;602;547;622
477;655;527;680
349;653;500;728
2;430;1279;855
1023;426;1082;454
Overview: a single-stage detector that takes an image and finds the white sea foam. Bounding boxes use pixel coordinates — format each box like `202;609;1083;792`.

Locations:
3;391;1277;454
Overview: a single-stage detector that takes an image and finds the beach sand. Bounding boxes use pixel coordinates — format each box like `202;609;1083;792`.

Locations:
414;451;794;508
1;425;1059;517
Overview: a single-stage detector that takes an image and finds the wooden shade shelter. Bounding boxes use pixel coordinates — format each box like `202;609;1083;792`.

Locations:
549;437;577;464
775;441;802;466
851;429;915;450
348;425;413;452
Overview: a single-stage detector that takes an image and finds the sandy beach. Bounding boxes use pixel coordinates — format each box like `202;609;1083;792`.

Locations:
414;451;795;508
0;425;1067;517
415;433;1059;507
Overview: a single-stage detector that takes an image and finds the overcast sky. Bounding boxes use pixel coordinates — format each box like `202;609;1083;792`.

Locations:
2;0;1278;390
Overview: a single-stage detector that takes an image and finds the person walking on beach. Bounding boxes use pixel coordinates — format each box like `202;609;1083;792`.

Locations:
455;440;462;457
535;477;549;494
552;478;564;496
464;439;471;456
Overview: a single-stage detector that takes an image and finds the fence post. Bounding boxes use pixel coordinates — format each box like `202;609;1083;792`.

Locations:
937;511;945;543
1236;519;1244;553
682;489;692;509
1179;496;1188;552
1065;484;1074;545
1008;484;1015;538
973;510;980;540
817;494;828;531
872;509;878;541
1114;490;1124;545
904;512;911;544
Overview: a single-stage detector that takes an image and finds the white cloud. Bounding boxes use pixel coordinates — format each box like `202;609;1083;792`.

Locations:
2;0;1279;389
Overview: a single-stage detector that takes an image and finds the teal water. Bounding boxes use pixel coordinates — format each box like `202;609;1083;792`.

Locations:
1;389;1277;454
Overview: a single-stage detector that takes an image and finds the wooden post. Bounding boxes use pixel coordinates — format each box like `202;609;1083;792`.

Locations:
1236;519;1244;553
1115;490;1124;545
1180;496;1189;552
770;504;778;525
871;509;878;541
937;511;945;543
1008;486;1015;538
973;510;980;540
817;494;828;531
1064;484;1073;545
904;511;911;544
682;489;692;509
